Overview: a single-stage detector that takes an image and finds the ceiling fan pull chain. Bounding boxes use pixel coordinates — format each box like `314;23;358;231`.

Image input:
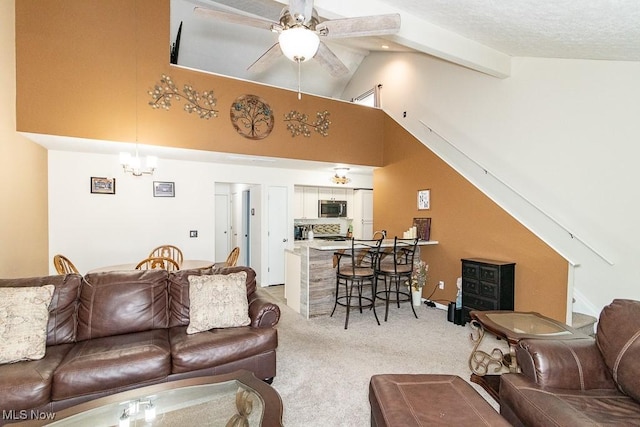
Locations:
297;58;302;100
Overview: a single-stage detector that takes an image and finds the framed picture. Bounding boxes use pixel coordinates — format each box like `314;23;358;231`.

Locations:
90;177;116;194
417;189;430;210
153;181;175;197
413;218;432;241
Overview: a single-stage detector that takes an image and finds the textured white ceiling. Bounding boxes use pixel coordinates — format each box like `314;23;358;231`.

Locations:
375;0;640;61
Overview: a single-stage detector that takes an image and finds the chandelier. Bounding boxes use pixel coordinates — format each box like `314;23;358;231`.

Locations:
331;167;351;185
119;145;157;176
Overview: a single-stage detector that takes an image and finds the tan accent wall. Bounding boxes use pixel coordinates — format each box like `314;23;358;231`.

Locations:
15;0;385;167
1;0;49;277
376;117;568;321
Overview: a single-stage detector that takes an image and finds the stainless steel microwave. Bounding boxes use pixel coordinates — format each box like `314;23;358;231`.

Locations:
319;200;347;217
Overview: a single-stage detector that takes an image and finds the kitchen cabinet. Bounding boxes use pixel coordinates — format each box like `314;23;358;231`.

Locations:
352;189;373;239
318;188;348;201
294;186;304;219
294;186;319;219
461;258;515;322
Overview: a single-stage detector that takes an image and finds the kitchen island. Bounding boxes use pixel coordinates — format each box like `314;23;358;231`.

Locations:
285;239;439;318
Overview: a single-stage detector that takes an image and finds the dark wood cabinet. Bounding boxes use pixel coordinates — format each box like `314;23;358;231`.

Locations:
461;258;515;322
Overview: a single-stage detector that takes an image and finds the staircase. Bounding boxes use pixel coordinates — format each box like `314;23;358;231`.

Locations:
572;312;597;337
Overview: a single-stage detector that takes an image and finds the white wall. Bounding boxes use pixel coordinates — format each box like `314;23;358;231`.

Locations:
342;53;640;317
48;149;373;285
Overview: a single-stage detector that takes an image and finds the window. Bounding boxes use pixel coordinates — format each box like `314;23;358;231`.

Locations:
352;84;382;108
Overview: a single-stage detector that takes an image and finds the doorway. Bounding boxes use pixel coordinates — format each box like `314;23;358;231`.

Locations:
215;182;257;269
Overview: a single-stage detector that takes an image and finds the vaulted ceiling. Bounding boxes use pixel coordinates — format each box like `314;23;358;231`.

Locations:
172;0;640;98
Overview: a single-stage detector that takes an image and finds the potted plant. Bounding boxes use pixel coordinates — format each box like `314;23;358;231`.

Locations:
408;260;429;306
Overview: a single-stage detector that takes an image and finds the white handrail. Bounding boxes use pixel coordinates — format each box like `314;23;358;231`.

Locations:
419;120;614;266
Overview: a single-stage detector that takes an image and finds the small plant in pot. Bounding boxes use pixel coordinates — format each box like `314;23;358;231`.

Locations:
407;260;429;305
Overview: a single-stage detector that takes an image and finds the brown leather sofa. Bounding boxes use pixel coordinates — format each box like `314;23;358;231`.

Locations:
500;299;640;426
0;266;280;423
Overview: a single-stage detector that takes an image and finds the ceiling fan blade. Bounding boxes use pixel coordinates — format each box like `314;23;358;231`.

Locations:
317;13;401;39
193;7;277;31
314;42;349;77
247;43;283;73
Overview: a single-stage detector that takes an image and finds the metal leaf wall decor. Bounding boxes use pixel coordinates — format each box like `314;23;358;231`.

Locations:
284;110;330;137
230;95;274;140
148;74;219;119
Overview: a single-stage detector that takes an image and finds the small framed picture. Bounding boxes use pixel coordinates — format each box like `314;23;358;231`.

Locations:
90;177;116;194
153;181;175;197
417;189;430;210
413;217;432;241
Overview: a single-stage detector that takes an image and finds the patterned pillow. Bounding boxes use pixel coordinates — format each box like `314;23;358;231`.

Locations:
0;285;55;364
187;272;250;334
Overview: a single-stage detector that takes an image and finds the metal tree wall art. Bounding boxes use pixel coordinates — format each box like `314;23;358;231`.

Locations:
284;110;331;137
230;95;274;140
148;74;219;119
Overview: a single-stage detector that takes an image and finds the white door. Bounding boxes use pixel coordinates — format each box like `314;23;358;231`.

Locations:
214;194;229;263
231;191;242;253
241;190;250;266
267;186;288;285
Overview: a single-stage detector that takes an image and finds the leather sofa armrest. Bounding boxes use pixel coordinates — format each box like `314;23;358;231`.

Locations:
248;288;281;328
516;338;616;390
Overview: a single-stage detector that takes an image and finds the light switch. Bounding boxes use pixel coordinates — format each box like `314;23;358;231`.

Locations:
190;230;198;238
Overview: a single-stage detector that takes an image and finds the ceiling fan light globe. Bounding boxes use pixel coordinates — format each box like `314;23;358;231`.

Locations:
278;27;319;62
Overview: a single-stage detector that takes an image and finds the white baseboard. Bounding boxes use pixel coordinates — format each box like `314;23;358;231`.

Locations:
433;302;448;311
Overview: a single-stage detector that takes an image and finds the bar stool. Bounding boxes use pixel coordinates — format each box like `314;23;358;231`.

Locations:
331;238;382;329
374;237;419;321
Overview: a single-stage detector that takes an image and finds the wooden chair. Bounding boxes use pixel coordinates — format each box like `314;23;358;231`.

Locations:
149;245;183;266
135;256;180;271
225;247;240;267
53;254;79;274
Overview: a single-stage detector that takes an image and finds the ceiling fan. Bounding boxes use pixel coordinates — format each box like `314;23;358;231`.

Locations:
193;0;401;78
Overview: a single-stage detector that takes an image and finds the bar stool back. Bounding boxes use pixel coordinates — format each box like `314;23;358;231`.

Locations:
374;237;419;321
330;238;383;329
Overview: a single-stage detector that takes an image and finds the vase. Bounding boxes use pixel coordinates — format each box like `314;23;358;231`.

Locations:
411;290;422;306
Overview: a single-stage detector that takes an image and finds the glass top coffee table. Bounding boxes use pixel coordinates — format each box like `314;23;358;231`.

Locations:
17;370;282;427
468;310;590;402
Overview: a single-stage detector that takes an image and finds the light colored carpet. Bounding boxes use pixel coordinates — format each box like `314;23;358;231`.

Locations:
264;285;505;426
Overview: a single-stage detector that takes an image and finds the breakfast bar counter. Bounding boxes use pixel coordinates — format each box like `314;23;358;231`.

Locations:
286;239;438;318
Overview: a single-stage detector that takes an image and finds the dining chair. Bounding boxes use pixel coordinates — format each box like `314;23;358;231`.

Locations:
53;254;79;274
225;247;240;267
135;256;180;271
149;245;184;266
374;237;419;321
330;238;383;329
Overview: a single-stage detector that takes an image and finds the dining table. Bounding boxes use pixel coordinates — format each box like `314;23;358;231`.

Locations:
87;259;215;274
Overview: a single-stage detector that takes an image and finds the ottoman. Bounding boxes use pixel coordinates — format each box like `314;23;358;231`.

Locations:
369;374;510;426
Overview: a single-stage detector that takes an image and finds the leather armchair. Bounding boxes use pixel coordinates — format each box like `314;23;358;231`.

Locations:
500;299;640;426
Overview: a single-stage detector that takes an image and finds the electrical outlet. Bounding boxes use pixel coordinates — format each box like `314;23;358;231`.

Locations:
438;280;445;290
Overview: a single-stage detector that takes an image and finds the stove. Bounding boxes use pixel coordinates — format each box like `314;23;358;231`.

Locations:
315;235;347;241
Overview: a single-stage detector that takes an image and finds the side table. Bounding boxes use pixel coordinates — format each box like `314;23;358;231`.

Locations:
468;310;590;402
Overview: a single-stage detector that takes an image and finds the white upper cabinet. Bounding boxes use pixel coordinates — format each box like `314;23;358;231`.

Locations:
296;186;318;219
318;188;349;201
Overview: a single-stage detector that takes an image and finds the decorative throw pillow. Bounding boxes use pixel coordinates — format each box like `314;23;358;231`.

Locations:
187;272;250;334
0;285;55;364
